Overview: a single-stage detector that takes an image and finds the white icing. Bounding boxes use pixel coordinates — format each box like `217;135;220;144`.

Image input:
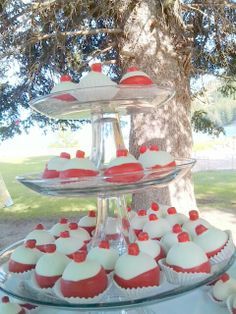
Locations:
36;251;70;276
128;210;137;220
107;155;139;168
0;302;22;314
158;204;172;216
51;81;77;93
193;228;228;253
135;239;161;258
120;71;151;82
49;223;69;237
143;219;171;238
130;215;148;230
25;229;54;246
87;247;119;271
62;259;101;281
147;208;162;218
69;228;91;242
212;278;236;301
55;236;84;255
166;241;208;268
78;216;96;227
61;158;97;171
79;71;117;88
11;246;41;264
138;150;175;168
114;253;157;280
160;232;179;253
105;217;119;235
182;219;212;237
47;156;69;171
165;213;188;227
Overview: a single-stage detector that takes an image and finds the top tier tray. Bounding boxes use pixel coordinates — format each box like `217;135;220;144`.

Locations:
30;85;175;120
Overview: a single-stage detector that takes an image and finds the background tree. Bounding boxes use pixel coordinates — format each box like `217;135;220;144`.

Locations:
0;0;235;210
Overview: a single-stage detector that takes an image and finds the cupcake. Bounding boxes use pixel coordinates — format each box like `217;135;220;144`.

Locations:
138;145;176;170
160;224;183;253
143;214;171;240
87;240;119;273
114;243;160;289
165;207;187;227
78;210;97;236
9;240;41;274
51;75;77;101
0;296;26;314
212;273;236;302
59;150;98;179
104;149;144;183
42;152;71;179
68;222;91;243
135;232;165;262
55;231;86;259
60;251;108;298
50;218;69;238
119;67;153;85
182;210;212;237
35;244;70;289
25;223;55;252
147;202;162;217
130;209;148;237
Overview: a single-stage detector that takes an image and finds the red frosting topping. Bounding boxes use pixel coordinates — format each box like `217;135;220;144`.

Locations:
117;149;128;157
195;224;208;235
178;232;190;243
172;224;182;234
25;239;36;249
189;210;199;221
1;296;9;303
150;145;159;151
35;223;44;230
45;244;56;253
60;218;68;224
127;66;139;72
167;207;177;215
220;273;230;282
60;152;71;159
76;150;85;158
128;243;140;256
137;209;146;216
73;251;87;263
139;145;147;154
99;240;110;249
138;232;149;241
149;214;158;221
60;75;72;82
88;210;96;217
60;231;70;238
91;63;102;72
151;202;159;211
127;206;132;212
69;222;79;230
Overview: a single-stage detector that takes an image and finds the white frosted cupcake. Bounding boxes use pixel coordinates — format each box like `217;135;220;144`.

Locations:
130;209;148;237
135;232;165;262
147;202;162;217
182;210;212;237
55;231;86;259
142;214;171;240
51;74;77;101
68;222;91;243
42;152;71;179
160;224;183;253
165;207;188;226
78;210;97;236
25;223;54;252
0;296;26;314
50;218;70;238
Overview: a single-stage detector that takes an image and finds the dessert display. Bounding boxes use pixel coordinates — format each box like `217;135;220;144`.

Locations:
182;210;212;237
147;202;162;217
8;240;41;274
78;210;97;236
160;224;183;254
165;207;188;226
0;296;26;314
55;231;86;258
212;273;236;302
130;209;148;237
135;232;165;262
114;243;160;289
42;152;71;179
142;214;171;240
25;223;55;252
87;240;119;273
51;75;77;101
104;149;144;183
60;251;108;298
59;150;99;179
49;218;69;238
68;222;91;243
119;66;154;85
35;244;70;288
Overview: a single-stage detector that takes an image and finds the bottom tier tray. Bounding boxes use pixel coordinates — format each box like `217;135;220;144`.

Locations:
0;240;235;312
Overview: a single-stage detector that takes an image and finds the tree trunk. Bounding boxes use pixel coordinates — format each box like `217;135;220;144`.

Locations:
118;1;197;214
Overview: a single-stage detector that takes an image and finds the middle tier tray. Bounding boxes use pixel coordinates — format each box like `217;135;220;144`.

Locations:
16;158;195;197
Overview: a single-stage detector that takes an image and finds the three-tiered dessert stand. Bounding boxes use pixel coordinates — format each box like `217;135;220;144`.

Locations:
0;80;235;313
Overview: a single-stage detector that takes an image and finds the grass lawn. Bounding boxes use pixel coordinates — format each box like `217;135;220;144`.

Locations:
0;156;236;220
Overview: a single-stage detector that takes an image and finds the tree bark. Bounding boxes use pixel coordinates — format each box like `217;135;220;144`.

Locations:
118;0;197;214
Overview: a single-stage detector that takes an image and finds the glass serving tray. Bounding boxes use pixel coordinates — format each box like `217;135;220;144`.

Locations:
30;85;175;120
16;158;196;197
0;240;235;311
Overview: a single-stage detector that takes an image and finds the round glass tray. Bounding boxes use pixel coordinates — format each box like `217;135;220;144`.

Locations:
30;85;175;120
16;158;196;197
0;240;235;311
